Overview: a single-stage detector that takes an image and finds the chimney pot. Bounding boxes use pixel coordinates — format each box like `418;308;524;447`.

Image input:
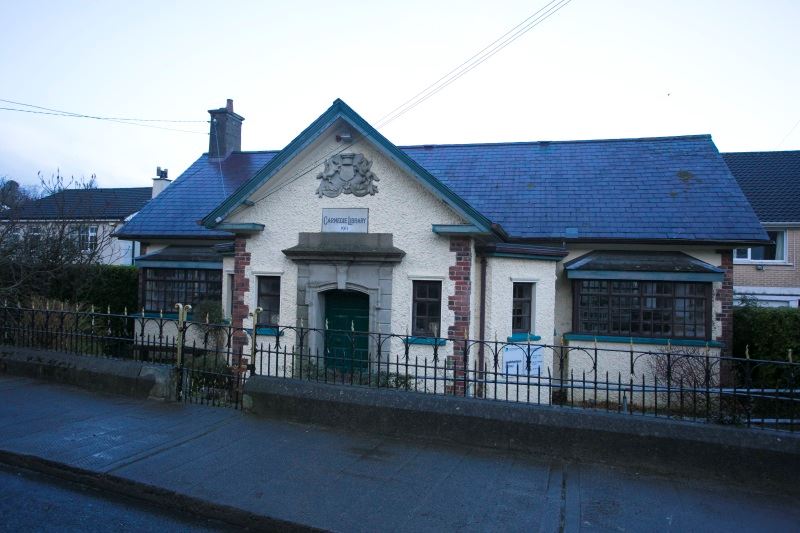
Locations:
208;99;244;159
152;166;172;198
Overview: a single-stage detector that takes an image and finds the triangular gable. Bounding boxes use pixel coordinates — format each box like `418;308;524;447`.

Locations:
201;99;496;233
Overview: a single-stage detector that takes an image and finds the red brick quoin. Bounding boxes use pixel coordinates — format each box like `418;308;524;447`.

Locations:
231;236;251;357
446;237;472;395
715;249;734;356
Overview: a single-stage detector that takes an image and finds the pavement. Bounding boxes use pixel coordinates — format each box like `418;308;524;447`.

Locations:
0;375;798;532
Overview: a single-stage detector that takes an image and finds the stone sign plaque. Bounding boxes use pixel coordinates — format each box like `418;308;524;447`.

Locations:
321;208;369;233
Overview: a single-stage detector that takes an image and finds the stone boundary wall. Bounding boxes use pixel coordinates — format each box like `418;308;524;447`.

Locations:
244;375;800;495
0;348;176;401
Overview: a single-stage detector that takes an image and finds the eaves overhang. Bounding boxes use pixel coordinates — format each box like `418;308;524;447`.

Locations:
564;251;725;282
478;243;568;262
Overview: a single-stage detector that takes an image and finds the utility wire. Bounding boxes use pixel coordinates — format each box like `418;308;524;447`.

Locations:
777;117;800;148
0;105;207;134
377;0;573;127
375;0;561;125
241;0;573;213
0;98;207;123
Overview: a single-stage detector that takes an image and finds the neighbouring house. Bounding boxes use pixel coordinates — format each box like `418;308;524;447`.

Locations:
116;98;767;400
7;186;153;265
723;151;800;308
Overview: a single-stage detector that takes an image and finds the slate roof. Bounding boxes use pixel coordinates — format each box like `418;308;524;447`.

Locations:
116;105;767;244
722;151;800;223
404;136;766;241
7;187;152;221
117;151;278;238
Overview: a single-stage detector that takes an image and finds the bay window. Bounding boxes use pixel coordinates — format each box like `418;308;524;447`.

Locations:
574;280;711;340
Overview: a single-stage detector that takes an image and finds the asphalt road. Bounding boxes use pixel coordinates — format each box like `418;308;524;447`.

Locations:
0;464;230;532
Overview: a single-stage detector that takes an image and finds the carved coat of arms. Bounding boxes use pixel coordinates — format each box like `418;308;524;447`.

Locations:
315;153;379;198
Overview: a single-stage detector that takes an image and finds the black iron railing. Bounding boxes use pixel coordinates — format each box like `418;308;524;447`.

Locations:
0;305;797;431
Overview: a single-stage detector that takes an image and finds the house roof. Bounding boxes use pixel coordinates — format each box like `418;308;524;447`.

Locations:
722;150;800;223
116;99;768;244
6;187;152;221
117;151;278;238
404;136;766;241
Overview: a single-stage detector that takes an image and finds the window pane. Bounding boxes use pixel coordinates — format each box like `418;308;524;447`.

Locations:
257;276;281;326
143;268;222;312
512;282;534;333
575;279;709;340
734;248;748;259
412;280;442;336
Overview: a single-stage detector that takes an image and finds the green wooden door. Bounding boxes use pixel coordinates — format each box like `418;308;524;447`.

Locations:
324;291;369;371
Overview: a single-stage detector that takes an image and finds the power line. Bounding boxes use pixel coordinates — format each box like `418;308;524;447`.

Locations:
375;0;561;125
377;0;573;128
0;98;208;123
778;117;800;148
241;0;573;213
0;105;208;134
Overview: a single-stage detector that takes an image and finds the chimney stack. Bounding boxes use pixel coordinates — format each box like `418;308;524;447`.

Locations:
152;167;171;198
208;98;244;159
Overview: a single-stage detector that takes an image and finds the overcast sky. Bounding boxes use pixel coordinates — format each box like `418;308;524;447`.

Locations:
0;0;798;189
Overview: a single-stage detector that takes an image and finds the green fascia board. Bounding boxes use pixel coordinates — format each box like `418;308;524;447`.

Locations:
566;270;724;282
202;99;495;233
215;223;265;234
563;333;723;348
485;252;564;262
403;336;447;346
135;260;222;270
431;224;491;236
506;332;542;342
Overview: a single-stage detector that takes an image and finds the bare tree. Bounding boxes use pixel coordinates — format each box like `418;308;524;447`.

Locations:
0;171;116;303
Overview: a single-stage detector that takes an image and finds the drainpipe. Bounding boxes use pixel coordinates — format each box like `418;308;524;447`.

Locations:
477;255;487;397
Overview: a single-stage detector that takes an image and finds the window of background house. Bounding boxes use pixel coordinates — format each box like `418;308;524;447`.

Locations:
512;282;534;333
257;276;281;326
412;280;441;337
574;280;711;340
734;230;787;262
28;226;41;246
142;269;222;312
78;226;98;252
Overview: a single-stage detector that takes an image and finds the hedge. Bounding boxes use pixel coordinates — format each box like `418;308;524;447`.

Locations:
733;305;800;362
1;264;138;312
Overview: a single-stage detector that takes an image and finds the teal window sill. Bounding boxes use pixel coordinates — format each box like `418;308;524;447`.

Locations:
563;333;722;348
246;327;284;336
403;336;447;346
507;332;542;343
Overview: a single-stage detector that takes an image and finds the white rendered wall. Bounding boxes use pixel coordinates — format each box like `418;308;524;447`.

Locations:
483;256;557;343
228;121;466;362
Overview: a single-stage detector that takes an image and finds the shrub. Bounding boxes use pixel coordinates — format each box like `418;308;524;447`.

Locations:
733;305;800;361
2;264;139;313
